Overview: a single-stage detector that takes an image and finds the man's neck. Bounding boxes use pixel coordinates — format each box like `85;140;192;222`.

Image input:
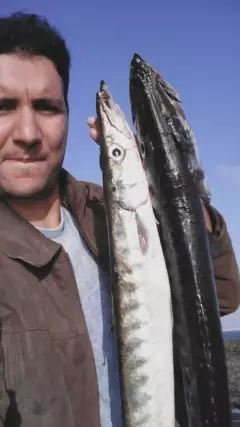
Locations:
7;190;61;229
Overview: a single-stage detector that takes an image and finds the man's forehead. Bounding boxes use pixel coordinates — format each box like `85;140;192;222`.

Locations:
0;53;63;97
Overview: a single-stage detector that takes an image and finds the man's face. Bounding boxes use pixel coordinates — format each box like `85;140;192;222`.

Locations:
0;54;68;200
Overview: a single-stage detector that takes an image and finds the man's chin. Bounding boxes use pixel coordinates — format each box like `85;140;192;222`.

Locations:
0;179;58;202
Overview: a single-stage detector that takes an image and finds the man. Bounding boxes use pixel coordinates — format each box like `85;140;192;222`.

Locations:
0;11;238;427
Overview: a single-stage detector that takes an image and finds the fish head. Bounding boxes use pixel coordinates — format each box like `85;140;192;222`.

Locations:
96;80;149;211
130;53;181;107
130;53;182;136
130;53;185;134
130;54;212;204
129;54;167;217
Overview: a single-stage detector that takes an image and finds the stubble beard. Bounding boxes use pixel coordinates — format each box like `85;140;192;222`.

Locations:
0;162;63;204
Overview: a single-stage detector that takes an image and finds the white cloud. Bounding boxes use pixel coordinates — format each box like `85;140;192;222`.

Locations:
216;165;240;183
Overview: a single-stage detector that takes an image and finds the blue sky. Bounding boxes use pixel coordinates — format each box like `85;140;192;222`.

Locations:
1;0;239;328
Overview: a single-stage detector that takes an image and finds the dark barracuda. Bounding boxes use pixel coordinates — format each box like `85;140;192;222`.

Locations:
129;53;231;427
96;81;175;427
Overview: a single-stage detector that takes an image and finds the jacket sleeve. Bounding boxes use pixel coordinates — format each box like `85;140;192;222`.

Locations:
0;329;10;425
207;204;240;316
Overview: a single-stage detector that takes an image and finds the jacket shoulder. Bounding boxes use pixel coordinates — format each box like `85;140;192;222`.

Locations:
60;168;104;207
207;204;240;315
73;178;110;272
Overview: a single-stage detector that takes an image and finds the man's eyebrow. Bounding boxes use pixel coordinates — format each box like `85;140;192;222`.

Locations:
0;85;17;98
32;97;66;111
0;84;63;97
33;97;64;104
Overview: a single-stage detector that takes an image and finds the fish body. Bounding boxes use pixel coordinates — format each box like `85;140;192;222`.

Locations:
96;81;175;427
130;54;231;427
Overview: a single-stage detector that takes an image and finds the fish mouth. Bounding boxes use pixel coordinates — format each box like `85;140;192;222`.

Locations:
96;80;116;119
96;80;113;128
99;80;110;104
130;53;146;71
130;52;155;81
130;53;146;87
130;54;146;124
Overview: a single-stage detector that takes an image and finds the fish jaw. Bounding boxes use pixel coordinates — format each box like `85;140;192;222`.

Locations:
97;80;133;142
96;81;149;211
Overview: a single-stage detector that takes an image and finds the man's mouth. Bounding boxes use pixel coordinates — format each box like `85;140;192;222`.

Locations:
5;157;46;163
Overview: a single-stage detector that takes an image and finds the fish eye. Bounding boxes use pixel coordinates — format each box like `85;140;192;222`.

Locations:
108;144;125;162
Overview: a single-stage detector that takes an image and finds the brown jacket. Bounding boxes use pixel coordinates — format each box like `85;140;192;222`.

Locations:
0;169;239;427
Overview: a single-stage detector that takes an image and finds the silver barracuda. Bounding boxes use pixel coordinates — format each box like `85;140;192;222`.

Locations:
96;80;175;427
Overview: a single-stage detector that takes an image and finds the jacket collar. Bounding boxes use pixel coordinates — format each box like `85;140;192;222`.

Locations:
0;168;104;267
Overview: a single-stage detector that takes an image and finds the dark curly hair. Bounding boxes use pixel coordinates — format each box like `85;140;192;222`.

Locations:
0;11;71;111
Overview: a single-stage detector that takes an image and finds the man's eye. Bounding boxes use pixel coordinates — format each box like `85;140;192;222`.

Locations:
33;100;63;114
0;99;16;111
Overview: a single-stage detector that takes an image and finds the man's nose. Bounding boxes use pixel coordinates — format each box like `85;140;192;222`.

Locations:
13;106;41;146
